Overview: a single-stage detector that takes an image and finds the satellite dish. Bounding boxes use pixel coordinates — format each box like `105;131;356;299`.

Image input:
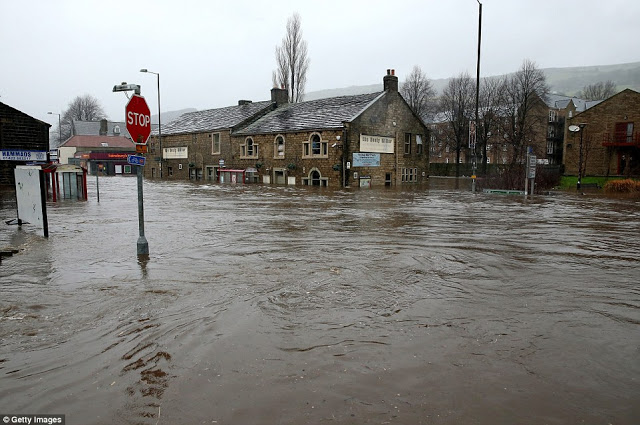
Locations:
568;125;581;132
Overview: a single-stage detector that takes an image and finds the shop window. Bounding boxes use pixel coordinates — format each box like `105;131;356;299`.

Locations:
274;135;285;159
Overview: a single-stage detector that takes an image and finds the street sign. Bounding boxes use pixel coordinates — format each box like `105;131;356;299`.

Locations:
136;144;148;153
127;155;146;166
528;155;537;178
125;95;151;145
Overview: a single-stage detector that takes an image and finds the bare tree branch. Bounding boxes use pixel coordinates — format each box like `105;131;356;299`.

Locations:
400;65;436;121
438;72;476;177
578;80;617;100
273;13;310;103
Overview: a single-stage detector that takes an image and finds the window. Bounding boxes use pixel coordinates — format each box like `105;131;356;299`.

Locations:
168;167;173;176
303;133;328;158
416;134;423;155
241;137;258;158
549;110;557;122
547;141;554;154
401;168;418;182
615;122;634;143
548;125;555;138
404;133;412;155
274;135;285;159
211;133;221;154
486;157;491;164
301;168;328;186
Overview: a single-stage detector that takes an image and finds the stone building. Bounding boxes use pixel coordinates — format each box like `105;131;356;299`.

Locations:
564;89;640;177
149;70;429;187
0;102;51;187
145;99;275;180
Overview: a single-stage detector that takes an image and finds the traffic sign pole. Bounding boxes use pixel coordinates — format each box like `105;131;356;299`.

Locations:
123;91;152;258
136;164;149;256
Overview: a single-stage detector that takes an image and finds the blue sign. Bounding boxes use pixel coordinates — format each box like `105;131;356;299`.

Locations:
127;155;146;166
352;152;380;167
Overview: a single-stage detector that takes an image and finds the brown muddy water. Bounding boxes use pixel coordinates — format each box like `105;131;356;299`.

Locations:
0;177;639;425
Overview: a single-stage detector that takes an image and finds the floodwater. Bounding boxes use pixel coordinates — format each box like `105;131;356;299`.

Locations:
1;177;639;425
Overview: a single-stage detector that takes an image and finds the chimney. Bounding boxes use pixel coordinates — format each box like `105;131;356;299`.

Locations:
99;119;108;136
383;68;398;92
271;86;289;107
238;100;252;106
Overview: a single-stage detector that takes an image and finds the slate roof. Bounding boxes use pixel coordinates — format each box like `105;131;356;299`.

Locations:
159;101;273;135
60;135;136;150
235;92;385;135
72;120;160;140
545;94;603;112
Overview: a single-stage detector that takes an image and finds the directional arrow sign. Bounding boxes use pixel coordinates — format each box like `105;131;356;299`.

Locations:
127;155;146;166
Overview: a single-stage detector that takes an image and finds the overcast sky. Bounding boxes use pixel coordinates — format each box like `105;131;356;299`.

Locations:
1;0;639;130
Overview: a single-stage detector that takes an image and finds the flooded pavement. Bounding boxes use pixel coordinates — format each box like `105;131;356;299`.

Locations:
1;176;639;425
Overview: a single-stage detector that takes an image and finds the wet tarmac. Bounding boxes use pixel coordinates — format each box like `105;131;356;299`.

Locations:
1;176;639;424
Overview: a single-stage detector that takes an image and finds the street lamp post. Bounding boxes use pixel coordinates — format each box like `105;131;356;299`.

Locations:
140;69;162;178
568;123;587;190
47;112;61;149
472;0;482;193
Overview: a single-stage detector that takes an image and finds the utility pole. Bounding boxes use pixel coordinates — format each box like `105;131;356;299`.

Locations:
472;0;482;193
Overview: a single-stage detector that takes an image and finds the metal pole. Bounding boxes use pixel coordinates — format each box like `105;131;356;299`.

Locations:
96;170;100;203
577;130;584;190
472;0;482;193
137;164;149;256
157;73;163;179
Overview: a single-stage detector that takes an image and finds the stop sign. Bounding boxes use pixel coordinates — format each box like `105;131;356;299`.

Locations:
125;94;151;144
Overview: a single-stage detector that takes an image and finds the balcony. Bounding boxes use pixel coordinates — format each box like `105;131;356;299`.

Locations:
602;131;640;147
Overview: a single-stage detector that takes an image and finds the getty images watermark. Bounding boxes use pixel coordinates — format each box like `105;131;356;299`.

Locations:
2;415;65;425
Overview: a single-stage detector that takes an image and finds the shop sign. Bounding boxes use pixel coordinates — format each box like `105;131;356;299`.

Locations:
360;134;394;154
352;153;380;167
1;150;47;162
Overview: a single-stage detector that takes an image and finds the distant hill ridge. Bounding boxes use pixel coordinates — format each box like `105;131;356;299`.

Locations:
160;62;640;121
304;61;640;100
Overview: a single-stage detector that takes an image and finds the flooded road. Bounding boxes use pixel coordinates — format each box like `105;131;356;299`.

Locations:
1;177;639;424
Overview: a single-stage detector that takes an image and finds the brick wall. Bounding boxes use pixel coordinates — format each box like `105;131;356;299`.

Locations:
564;90;640;176
0;103;50;186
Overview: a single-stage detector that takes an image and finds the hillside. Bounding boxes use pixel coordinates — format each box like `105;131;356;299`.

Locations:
304;62;640;100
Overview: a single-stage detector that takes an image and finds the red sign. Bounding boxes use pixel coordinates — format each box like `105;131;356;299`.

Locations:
125;95;151;145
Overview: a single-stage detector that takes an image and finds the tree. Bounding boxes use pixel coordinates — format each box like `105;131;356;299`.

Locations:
498;59;549;165
438;72;476;178
52;94;107;147
273;13;310;103
578;80;617;101
477;76;506;174
400;65;436;121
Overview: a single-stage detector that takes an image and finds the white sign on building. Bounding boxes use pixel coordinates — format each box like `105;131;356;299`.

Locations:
1;150;47;162
163;146;188;159
360;134;394;154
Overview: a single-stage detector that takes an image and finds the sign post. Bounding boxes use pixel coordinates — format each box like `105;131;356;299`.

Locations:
525;150;536;198
124;93;151;257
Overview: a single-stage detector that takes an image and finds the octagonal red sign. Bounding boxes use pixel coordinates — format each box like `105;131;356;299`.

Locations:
125;94;151;144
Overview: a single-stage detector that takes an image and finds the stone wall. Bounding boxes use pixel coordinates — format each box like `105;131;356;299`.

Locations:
347;90;429;186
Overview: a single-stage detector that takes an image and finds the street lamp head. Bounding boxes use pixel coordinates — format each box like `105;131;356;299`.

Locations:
579;123;587;129
140;69;148;73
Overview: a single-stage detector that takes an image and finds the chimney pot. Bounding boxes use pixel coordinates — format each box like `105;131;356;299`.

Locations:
383;69;399;92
